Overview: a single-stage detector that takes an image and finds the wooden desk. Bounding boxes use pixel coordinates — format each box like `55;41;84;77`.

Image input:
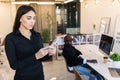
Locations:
74;44;120;80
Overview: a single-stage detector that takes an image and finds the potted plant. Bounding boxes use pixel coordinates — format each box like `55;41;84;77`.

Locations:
46;12;53;41
41;28;53;61
110;52;120;68
42;28;50;43
110;52;120;61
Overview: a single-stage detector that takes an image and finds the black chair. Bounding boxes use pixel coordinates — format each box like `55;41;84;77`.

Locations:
64;58;74;73
73;67;82;80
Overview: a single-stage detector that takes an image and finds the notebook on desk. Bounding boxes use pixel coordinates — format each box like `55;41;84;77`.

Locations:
108;67;120;77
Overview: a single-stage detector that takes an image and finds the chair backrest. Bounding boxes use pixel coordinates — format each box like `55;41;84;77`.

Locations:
73;67;82;80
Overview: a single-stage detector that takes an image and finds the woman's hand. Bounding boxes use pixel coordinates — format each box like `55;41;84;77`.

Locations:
48;46;56;56
35;47;49;59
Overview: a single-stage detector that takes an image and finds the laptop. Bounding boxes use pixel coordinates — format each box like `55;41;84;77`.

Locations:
99;34;114;57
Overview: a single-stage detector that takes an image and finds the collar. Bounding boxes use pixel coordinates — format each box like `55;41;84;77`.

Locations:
64;44;72;47
13;29;36;35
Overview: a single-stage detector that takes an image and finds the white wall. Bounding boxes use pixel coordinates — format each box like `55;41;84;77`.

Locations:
0;2;16;38
1;0;120;38
81;0;120;36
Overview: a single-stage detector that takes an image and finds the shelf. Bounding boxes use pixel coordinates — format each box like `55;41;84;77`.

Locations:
54;33;101;60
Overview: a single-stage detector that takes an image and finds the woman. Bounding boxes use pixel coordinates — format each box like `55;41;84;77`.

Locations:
5;5;56;80
63;34;102;80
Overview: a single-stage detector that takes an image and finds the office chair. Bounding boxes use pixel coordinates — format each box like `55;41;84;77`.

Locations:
73;67;82;80
63;57;84;80
63;58;74;73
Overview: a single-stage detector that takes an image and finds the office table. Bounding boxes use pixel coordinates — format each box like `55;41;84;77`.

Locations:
74;44;120;80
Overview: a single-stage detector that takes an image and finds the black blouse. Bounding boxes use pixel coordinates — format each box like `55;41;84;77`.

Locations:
5;30;48;80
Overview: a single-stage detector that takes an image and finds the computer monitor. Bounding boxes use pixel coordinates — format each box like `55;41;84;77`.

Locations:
99;34;113;55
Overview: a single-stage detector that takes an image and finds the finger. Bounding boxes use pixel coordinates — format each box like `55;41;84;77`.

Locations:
48;48;55;52
49;51;56;54
43;47;49;50
44;49;48;53
44;46;49;49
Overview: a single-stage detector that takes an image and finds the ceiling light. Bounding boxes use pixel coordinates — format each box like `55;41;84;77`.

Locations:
11;1;30;4
112;0;120;7
37;2;55;5
80;0;84;2
55;2;62;4
11;1;55;5
64;0;74;4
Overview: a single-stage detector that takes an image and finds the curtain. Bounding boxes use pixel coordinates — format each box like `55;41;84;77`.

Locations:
15;3;57;39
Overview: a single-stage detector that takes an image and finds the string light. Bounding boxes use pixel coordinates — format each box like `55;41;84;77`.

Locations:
64;0;74;4
84;3;88;8
112;0;120;7
80;0;84;2
95;0;100;4
81;0;120;8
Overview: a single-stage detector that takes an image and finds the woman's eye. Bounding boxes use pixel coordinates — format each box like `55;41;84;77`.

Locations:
27;17;31;20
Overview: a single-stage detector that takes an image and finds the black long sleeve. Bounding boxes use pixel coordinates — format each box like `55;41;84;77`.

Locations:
5;35;37;70
5;30;46;80
63;44;83;67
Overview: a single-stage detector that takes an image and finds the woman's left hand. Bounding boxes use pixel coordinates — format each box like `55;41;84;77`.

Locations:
48;46;56;55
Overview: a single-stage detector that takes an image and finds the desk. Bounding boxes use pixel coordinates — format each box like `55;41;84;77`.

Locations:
74;44;120;80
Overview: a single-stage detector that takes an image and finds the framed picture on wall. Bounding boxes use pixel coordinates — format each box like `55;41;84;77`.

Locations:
99;17;111;34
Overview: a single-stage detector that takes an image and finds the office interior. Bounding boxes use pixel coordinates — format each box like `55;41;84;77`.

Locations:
0;0;120;80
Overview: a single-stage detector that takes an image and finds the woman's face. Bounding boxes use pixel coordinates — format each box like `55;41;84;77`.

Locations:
20;10;36;30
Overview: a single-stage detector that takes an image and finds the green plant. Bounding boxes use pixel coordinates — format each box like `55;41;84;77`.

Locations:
42;28;50;43
110;52;120;61
46;12;53;41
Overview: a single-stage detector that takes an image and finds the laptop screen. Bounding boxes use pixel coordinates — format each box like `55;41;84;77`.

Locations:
99;34;113;55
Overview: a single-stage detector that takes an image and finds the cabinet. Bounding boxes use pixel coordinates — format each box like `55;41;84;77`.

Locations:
72;33;101;46
112;15;120;53
93;33;101;46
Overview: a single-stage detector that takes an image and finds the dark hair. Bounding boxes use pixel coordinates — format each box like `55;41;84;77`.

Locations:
13;5;36;32
64;34;73;44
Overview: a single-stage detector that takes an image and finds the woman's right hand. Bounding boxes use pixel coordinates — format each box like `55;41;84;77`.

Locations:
35;47;49;59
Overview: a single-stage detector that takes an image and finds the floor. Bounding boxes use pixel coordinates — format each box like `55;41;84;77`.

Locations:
0;49;88;80
43;60;75;80
0;53;75;80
